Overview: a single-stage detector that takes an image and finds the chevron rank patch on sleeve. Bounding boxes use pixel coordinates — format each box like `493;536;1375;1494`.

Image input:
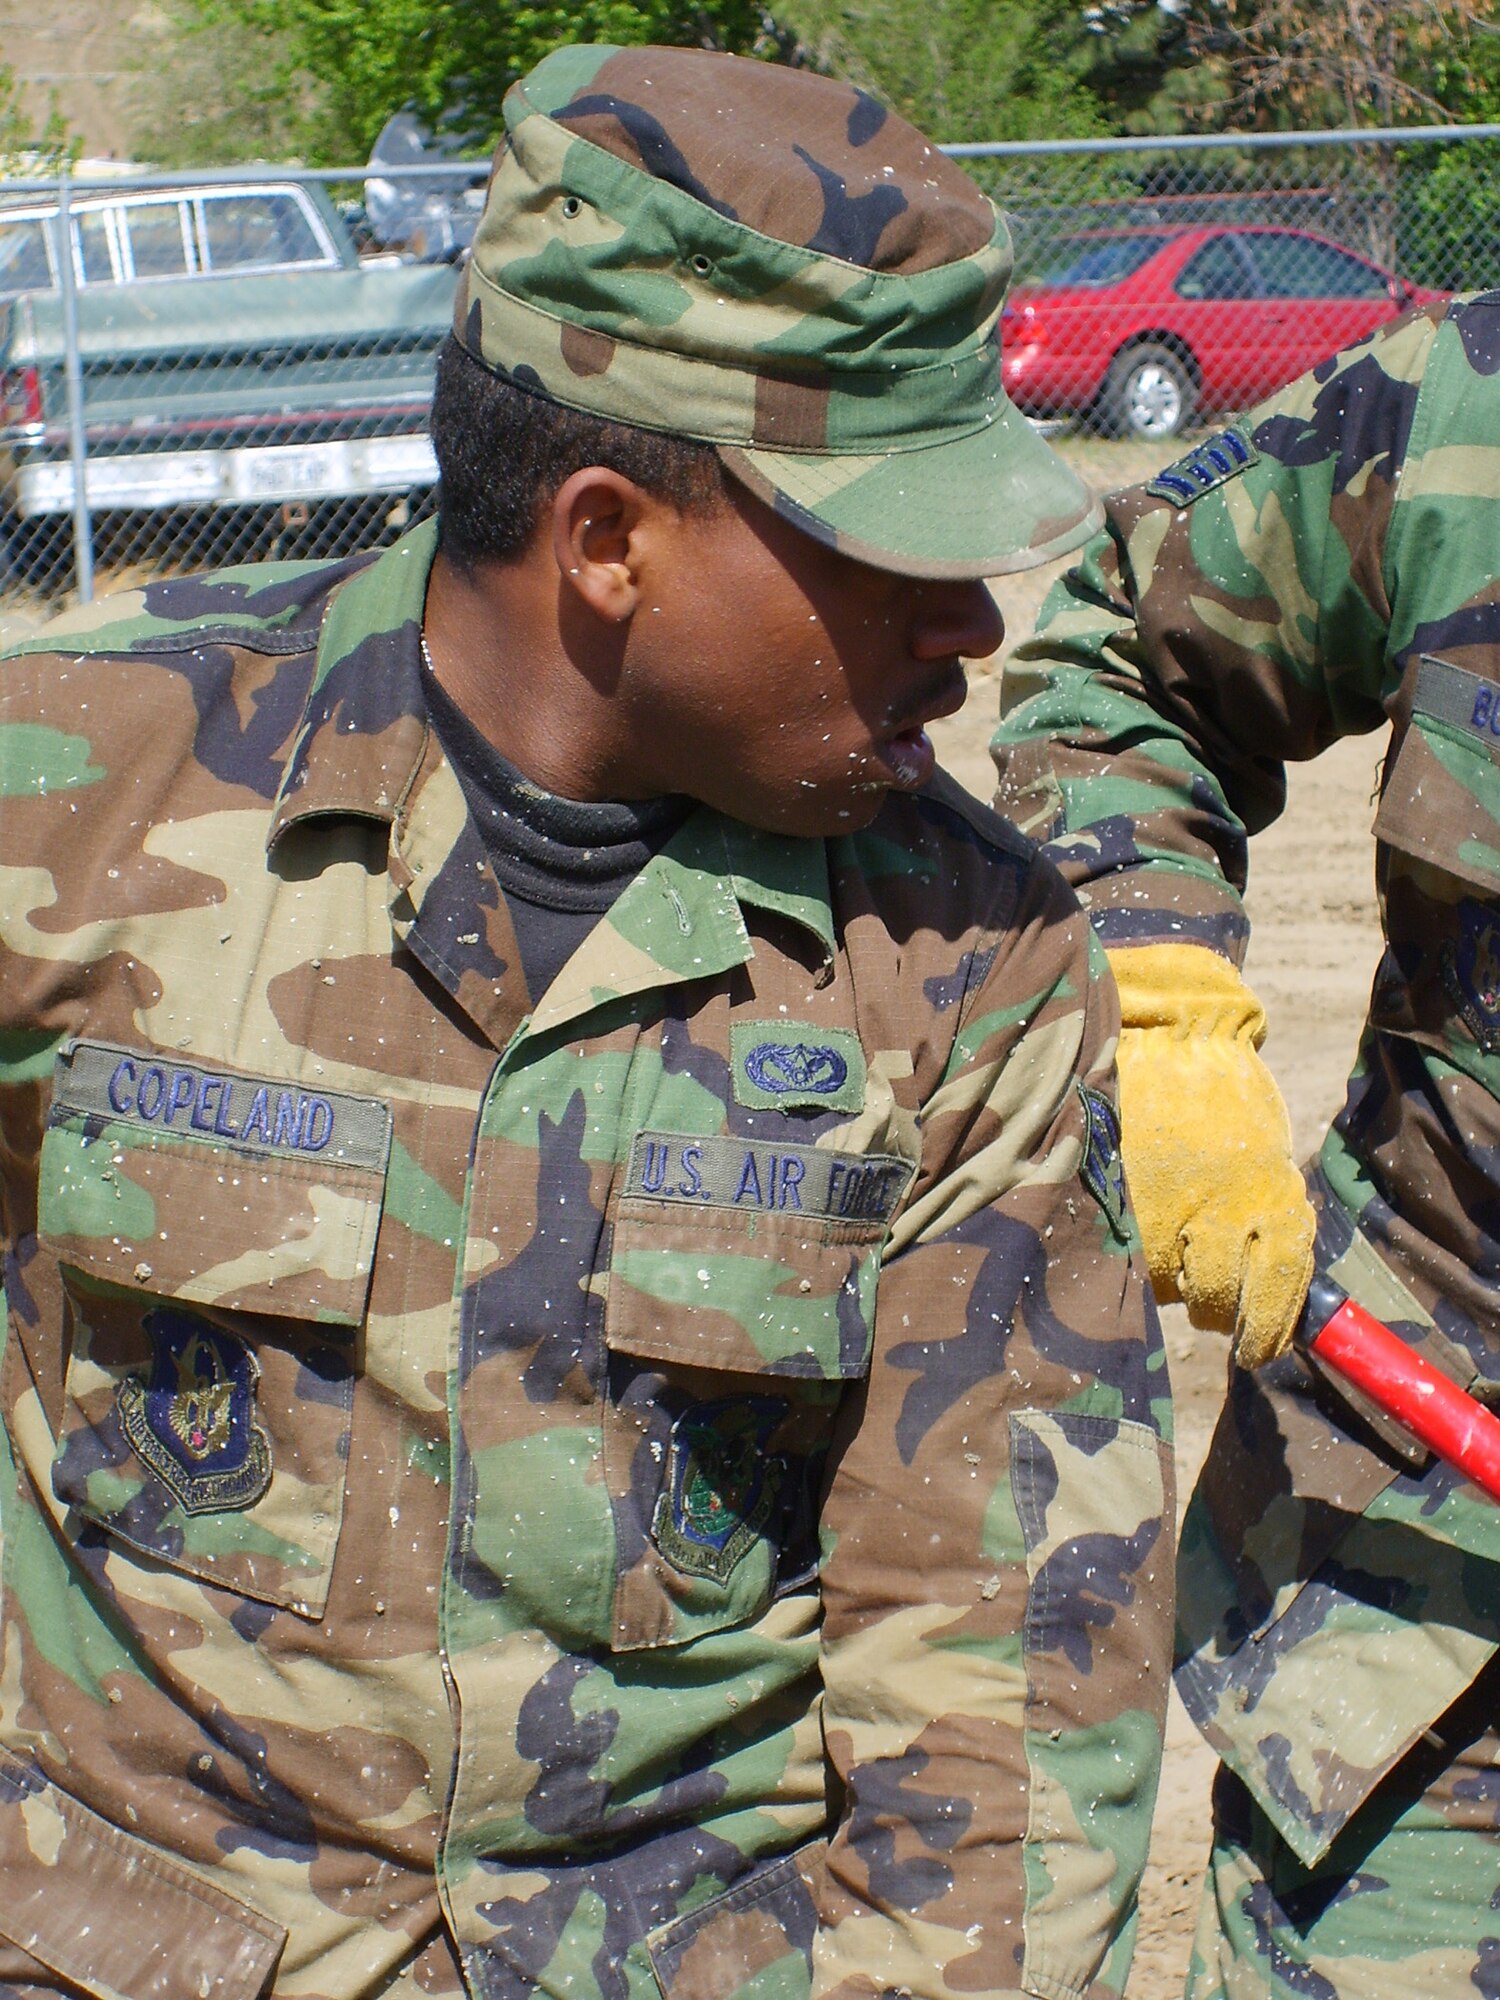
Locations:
1145;426;1258;505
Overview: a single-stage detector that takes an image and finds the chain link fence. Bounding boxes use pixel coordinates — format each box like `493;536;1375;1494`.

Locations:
2;127;1500;623
961;125;1500;449
0;161;478;628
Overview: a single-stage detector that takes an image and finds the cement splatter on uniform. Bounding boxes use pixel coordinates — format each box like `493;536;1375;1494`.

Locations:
0;510;1171;1992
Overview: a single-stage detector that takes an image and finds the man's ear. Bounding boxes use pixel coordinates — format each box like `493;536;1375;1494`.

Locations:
550;467;655;624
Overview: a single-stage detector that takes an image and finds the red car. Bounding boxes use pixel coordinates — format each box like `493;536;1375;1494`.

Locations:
1001;224;1446;440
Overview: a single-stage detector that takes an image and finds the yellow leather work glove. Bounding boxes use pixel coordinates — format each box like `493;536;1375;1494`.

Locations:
1105;942;1316;1370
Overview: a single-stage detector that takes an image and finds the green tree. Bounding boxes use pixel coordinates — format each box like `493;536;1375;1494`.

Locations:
172;0;798;164
128;2;318;167
0;62;75;169
1144;0;1500;280
773;0;1115;142
1396;10;1500;285
1074;0;1200;138
1178;0;1499;131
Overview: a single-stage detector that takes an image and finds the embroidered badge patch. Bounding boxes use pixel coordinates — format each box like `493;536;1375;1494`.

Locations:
1442;899;1500;1053
749;1043;846;1094
1145;427;1258;507
1077;1083;1130;1240
117;1309;272;1515
652;1396;789;1582
730;1021;865;1113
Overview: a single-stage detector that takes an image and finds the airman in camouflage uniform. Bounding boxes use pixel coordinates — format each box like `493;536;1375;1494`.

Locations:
992;296;1500;1997
0;45;1172;2000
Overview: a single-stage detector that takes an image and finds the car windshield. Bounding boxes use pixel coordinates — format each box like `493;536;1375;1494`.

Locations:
1017;233;1171;288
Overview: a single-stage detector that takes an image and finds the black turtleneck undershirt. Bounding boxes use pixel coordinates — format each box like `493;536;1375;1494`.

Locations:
422;665;693;1003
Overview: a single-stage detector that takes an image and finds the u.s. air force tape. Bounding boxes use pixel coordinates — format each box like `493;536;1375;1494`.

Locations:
52;1038;392;1172
624;1130;915;1225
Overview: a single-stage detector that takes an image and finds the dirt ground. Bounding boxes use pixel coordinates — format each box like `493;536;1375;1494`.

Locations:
929;430;1388;1998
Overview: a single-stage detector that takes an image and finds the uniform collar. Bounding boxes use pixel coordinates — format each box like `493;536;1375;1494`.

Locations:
268;518;438;848
527;810;834;1040
265;517;837;1043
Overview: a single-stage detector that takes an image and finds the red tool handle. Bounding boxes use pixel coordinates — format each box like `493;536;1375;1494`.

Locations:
1301;1275;1500;1503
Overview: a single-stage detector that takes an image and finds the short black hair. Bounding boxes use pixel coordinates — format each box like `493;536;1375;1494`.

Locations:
430;334;729;570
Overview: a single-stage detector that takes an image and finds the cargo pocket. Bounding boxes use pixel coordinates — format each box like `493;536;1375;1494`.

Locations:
1373;656;1500;890
1370;657;1500;1053
603;1129;913;1651
1009;1411;1171;2000
35;1038;391;1617
1175;1325;1500;1870
645;1839;824;2000
0;1748;285;2000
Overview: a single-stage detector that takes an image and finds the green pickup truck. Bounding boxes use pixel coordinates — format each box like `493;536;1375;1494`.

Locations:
0;178;460;581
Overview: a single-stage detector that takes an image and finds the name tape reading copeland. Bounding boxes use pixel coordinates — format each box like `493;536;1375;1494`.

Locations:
52;1039;393;1171
624;1130;915;1225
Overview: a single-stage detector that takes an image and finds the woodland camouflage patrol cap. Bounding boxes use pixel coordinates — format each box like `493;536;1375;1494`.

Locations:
453;42;1101;578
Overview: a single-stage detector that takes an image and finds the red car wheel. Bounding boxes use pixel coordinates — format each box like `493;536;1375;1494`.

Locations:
1101;341;1196;441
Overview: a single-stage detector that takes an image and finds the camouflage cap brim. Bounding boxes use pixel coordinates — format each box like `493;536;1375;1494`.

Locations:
720;397;1102;579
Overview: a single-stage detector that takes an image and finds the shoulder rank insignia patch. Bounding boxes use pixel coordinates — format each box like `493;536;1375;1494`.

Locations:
118;1309;272;1516
653;1396;789;1582
1145;426;1258;507
1077;1083;1130;1240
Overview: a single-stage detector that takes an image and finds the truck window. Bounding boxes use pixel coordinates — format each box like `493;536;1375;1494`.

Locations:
124;200;193;279
73;209;119;285
197;192;328;272
0;215;54;295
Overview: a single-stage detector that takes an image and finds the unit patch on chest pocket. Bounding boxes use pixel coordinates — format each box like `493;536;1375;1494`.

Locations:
117;1309;272;1515
729;1021;865;1113
1442;897;1500;1052
653;1395;790;1581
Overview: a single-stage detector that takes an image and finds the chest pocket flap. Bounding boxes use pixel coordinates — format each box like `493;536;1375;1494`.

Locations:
607;1129;913;1377
601;1129;914;1653
39;1038;391;1324
32;1040;392;1616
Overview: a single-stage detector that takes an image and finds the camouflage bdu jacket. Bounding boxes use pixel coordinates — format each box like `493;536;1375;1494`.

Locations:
993;295;1500;1870
0;520;1172;2000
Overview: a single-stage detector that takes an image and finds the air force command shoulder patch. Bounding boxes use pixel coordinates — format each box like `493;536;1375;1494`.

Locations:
1145;426;1259;506
653;1396;789;1581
